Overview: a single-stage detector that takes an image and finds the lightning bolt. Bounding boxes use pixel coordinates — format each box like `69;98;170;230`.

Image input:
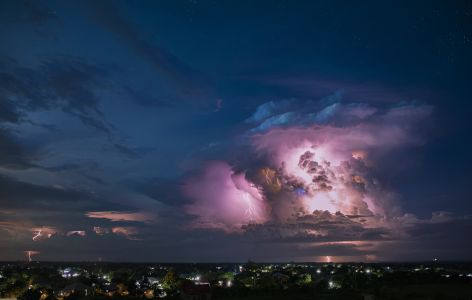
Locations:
32;229;42;241
262;169;272;185
25;250;39;262
242;192;257;221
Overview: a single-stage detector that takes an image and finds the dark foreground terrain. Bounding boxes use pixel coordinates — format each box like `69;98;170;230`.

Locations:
1;261;471;300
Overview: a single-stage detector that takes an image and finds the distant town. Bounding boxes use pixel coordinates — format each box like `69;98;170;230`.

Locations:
1;261;471;300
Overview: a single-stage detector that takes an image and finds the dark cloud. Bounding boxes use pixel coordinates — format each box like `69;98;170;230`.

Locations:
0;58;110;129
0;0;59;27
44;162;106;185
0;174;103;212
0;128;38;169
0;57;142;158
243;211;390;244
85;0;213;103
123;86;173;108
0;98;21;123
240;210;472;261
20;0;59;26
130;177;187;206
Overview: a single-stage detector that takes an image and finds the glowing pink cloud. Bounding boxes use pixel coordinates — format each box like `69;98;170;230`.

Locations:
183;161;270;232
111;226;139;240
91;226;140;239
66;230;86;237
86;211;157;223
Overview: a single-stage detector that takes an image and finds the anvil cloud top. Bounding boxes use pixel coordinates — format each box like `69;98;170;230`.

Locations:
1;0;471;262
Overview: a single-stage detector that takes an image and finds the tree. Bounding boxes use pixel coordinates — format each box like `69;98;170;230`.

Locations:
162;269;179;291
315;279;328;292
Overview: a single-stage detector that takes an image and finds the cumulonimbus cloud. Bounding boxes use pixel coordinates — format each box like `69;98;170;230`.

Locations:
183;98;436;238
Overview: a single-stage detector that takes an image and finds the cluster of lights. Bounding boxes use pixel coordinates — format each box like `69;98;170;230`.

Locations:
187;275;201;282
99;274;111;282
217;280;232;287
60;268;81;278
328;280;341;289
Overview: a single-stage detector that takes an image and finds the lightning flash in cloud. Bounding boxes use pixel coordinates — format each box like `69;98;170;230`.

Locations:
31;227;57;241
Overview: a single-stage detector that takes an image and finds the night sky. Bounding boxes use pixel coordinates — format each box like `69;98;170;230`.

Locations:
1;0;472;262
